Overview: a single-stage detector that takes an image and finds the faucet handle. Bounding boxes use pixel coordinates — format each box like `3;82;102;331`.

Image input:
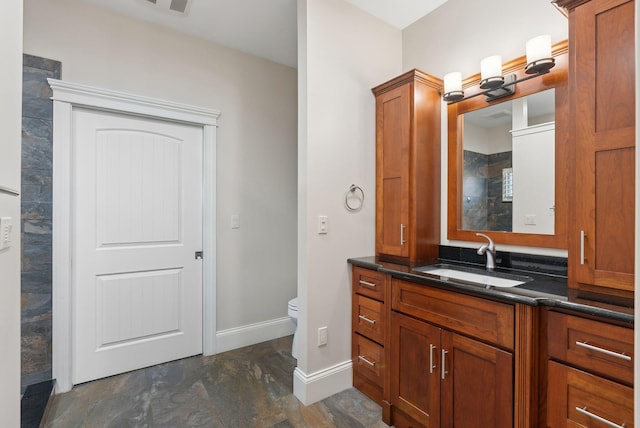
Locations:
475;233;495;251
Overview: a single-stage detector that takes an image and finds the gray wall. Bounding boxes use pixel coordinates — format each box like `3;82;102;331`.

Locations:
463;150;512;232
21;54;60;391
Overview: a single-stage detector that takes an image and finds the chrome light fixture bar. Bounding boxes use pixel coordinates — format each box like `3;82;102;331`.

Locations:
442;35;555;104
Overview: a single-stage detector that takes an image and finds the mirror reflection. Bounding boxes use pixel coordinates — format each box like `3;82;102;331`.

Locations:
462;89;555;234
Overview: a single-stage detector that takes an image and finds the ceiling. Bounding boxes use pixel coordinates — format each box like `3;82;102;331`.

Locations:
79;0;448;68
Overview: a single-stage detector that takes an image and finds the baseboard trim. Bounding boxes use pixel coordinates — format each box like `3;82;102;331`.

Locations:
215;317;295;354
293;360;353;405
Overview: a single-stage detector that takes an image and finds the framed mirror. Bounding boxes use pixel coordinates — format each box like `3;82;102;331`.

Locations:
447;41;569;248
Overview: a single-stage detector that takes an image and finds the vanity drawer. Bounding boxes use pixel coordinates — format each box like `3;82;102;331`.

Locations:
547;361;633;428
353;294;385;344
353;333;385;388
391;279;514;350
547;311;633;385
352;266;386;302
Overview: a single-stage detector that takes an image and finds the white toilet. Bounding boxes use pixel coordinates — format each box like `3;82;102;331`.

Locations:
287;298;299;358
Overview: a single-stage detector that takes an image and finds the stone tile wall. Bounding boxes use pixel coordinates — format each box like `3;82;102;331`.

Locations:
21;54;61;391
463;150;512;232
486;151;513;232
463;150;489;230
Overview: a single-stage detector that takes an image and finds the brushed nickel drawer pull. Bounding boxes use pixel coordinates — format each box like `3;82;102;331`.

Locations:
575;406;626;428
358;355;375;367
359;280;377;288
580;230;587;264
400;224;406;245
441;349;448;379
358;314;376;325
575;341;632;361
429;344;436;374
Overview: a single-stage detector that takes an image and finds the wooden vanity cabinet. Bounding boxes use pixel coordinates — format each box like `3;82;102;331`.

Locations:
389;279;515;428
556;0;636;297
351;266;388;406
372;70;442;263
546;310;634;427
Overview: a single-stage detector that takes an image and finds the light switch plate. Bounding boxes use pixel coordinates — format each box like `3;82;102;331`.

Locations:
317;215;328;234
0;217;13;250
317;326;328;347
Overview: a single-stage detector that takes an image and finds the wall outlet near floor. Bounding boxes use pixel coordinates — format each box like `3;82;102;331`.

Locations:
317;326;328;347
524;214;536;225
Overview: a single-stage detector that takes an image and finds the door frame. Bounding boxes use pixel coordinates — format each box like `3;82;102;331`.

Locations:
48;79;220;393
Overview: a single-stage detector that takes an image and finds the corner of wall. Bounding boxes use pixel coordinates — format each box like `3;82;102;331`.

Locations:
293;360;352;406
215;317;295;354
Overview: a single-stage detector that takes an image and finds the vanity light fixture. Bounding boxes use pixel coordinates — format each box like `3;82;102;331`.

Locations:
525;35;555;74
443;72;464;102
442;35;555;104
480;55;504;89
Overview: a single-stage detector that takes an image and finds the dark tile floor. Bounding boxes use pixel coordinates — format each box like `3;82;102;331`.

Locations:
43;336;388;428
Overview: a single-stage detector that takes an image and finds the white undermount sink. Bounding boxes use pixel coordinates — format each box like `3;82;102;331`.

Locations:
414;266;530;288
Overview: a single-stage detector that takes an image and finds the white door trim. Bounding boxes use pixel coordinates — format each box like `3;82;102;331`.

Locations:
48;79;220;393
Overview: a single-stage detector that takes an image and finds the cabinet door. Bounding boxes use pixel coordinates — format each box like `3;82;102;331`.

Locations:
353;294;386;345
352;266;386;302
353;333;385;403
376;83;411;258
440;332;513;428
547;311;634;385
573;0;635;293
391;312;440;427
547;361;634;427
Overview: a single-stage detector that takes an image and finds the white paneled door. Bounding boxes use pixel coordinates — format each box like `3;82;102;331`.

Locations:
72;108;203;384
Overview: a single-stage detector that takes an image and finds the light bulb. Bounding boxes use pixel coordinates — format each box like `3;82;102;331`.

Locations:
480;55;503;89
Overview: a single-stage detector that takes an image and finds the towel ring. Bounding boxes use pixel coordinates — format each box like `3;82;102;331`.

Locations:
345;184;364;212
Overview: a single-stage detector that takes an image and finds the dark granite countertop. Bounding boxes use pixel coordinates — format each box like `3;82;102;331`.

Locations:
348;253;634;326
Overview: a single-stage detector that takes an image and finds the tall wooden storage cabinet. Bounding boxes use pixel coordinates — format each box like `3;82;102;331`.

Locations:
556;0;635;298
372;70;442;263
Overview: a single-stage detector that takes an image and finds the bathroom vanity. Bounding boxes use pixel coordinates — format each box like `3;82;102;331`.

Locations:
353;0;635;425
349;255;633;428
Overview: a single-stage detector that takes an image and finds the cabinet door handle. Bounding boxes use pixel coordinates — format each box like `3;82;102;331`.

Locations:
575;406;626;428
359;280;377;288
575;341;632;361
429;344;437;374
400;224;406;245
441;349;448;379
580;230;587;264
358;314;376;325
358;355;375;367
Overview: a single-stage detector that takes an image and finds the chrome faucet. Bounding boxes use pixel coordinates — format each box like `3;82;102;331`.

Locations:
476;233;496;270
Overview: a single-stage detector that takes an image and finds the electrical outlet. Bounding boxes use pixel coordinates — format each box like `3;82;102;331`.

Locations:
317;326;328;347
524;214;536;225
